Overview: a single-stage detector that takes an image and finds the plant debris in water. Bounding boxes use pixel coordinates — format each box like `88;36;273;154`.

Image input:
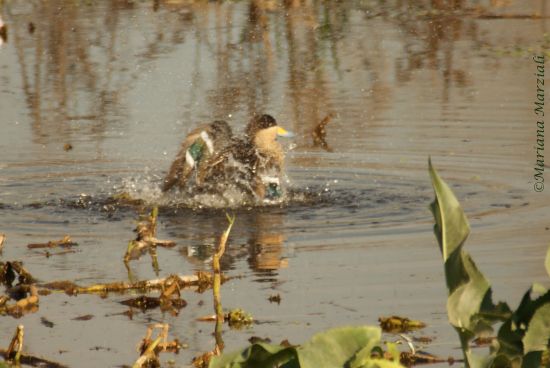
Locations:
124;207;176;267
27;235;78;249
226;308;254;329
378;315;427;333
133;323;183;368
0;324;68;368
268;293;281;304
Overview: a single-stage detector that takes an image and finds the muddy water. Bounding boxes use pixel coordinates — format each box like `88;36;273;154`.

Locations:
0;1;549;367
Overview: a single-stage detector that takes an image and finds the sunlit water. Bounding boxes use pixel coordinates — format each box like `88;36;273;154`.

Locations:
0;1;549;367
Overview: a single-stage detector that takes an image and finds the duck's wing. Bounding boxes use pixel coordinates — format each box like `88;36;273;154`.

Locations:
195;138;254;186
195;147;231;186
161;125;209;192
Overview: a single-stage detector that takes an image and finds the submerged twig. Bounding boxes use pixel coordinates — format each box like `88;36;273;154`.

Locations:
5;325;24;364
194;215;235;368
213;214;235;351
133;323;182;368
27;235;78;249
124;207;176;266
41;271;224;295
0;348;69;368
400;350;461;366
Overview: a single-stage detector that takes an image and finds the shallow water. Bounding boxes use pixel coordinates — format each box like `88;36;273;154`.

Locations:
0;0;549;367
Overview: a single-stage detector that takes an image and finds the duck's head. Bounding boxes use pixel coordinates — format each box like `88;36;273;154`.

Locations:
245;114;294;147
244;114;294;171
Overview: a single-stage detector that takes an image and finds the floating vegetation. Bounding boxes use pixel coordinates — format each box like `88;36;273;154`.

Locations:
40;317;54;328
1;261;37;287
209;326;404;368
27;235;78;249
0;285;39;318
71;314;94;321
400;351;458;366
378;316;426;334
124;207;176;267
41;271;218;296
0;325;67;368
226;308;253;329
133;324;183;368
268;293;281;304
123;207;177;279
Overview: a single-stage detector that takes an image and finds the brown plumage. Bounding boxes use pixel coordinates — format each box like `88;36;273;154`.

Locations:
197;114;293;201
162;120;233;192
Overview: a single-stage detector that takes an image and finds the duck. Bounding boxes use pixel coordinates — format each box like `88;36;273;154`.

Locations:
197;114;294;202
162;120;233;192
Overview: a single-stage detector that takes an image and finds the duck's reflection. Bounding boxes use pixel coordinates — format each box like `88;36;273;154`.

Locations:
168;208;288;279
246;210;288;273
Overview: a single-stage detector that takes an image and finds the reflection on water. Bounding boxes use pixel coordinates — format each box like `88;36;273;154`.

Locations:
1;0;549;367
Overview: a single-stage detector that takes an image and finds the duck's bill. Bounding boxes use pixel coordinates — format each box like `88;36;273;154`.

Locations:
277;126;294;138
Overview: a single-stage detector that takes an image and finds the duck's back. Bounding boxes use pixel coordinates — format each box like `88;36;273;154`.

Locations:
196;138;261;193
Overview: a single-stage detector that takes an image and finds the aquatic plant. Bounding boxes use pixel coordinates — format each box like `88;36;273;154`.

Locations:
209;325;404;368
429;159;550;368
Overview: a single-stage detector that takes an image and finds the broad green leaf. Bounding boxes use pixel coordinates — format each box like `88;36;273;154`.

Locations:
208;342;298;368
348;328;382;368
532;283;548;296
446;252;491;332
385;342;401;362
297;326;387;368
498;289;550;361
523;301;550;353
428;159;470;264
466;350;496;368
356;360;405;368
209;326;402;368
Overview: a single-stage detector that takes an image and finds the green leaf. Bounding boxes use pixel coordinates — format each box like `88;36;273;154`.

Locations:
209;326;404;368
385;342;401;363
522;298;550;353
428;158;470;265
446;251;491;333
429;160;493;333
208;342;298;368
429;159;510;367
497;289;550;362
348;328;382;368
297;326;384;368
532;283;548;296
355;360;405;368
